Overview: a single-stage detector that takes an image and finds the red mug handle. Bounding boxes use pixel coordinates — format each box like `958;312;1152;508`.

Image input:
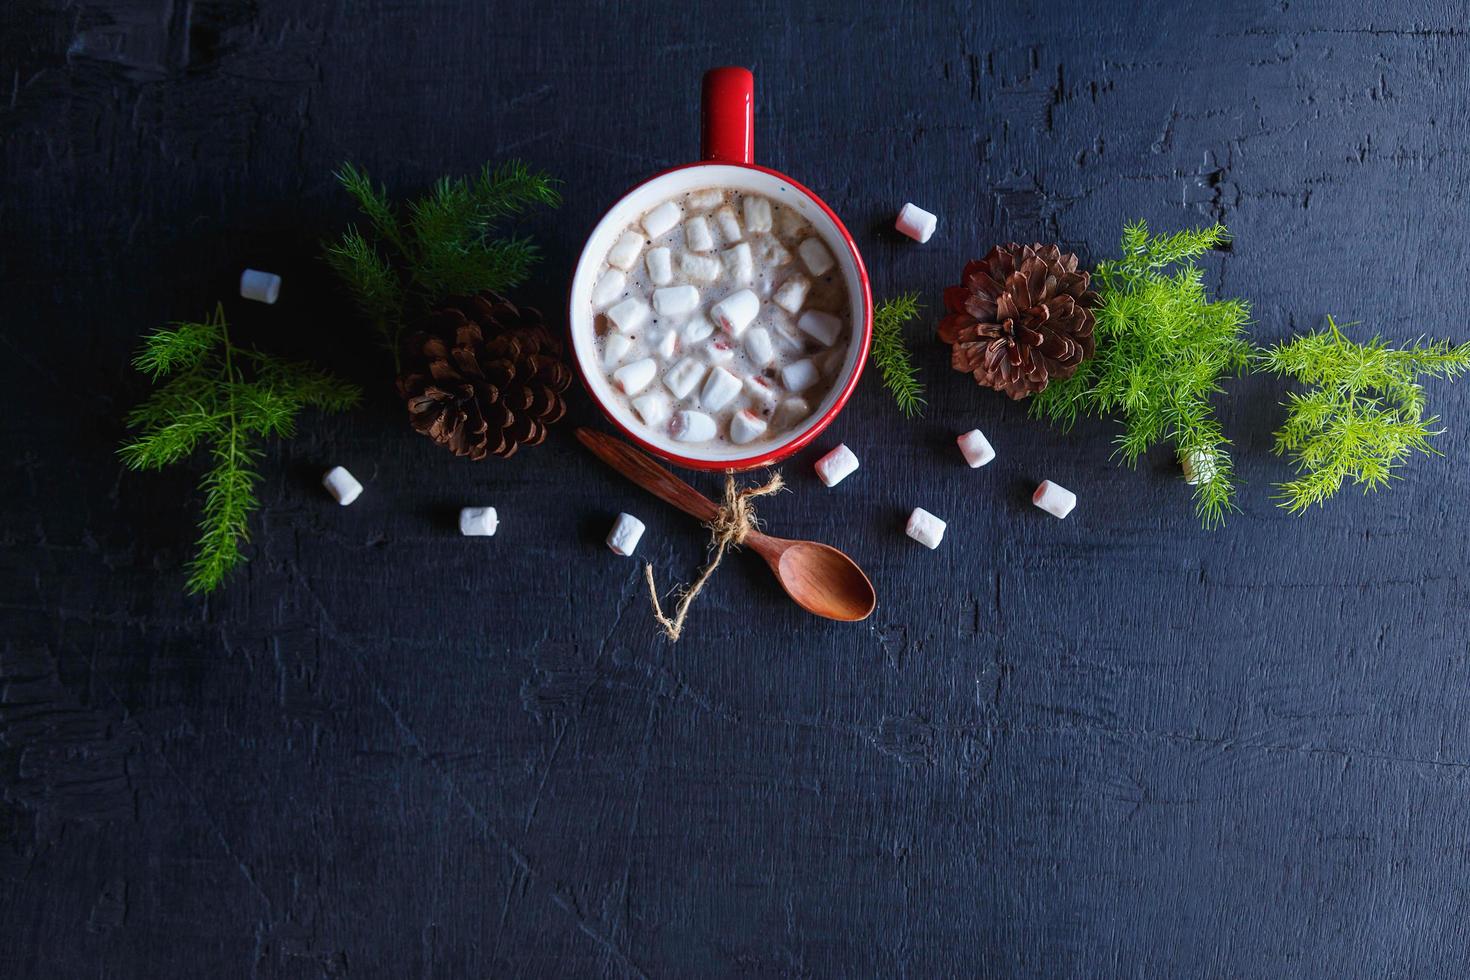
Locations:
701;67;754;164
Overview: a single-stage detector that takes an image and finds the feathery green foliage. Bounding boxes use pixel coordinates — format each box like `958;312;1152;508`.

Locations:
1031;221;1251;527
324;160;560;360
871;293;926;418
120;304;360;594
1256;316;1470;512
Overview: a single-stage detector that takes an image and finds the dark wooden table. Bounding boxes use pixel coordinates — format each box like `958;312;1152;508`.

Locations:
5;1;1469;976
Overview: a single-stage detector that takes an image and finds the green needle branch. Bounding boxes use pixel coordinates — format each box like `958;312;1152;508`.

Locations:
119;303;360;593
871;293;926;418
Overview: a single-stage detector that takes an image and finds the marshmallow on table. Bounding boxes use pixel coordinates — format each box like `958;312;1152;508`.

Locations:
459;506;498;536
1032;480;1077;519
645;247;673;286
663;357;707;398
895;202;938;244
781;358;820;392
957;429;995;468
592;268;626;306
1180;448;1217;485
606;513;646;557
772;275;810;314
714;205;742;241
653;285;699;317
743;196;773;233
743;326;775;367
605;297;649;333
682;313;714;343
322;466;363;506
642;201;681;238
710;289;759;337
700;366;742;412
613;357;657;395
602;332;632;368
606;230;643;270
815;444;859;488
632;392;671;427
679;253;722;283
671;410;717;443
730;409;768;445
798;238;834;276
797;310;842;347
722;242;754;284
685;216;715;252
905;507;946;549
240;269;281;305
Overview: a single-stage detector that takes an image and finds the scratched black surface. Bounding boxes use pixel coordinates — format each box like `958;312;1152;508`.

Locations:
4;1;1470;976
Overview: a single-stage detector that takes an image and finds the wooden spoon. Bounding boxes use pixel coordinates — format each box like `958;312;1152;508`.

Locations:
576;427;876;622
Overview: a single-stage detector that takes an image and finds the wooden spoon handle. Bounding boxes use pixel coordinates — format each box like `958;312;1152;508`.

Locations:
576;428;722;523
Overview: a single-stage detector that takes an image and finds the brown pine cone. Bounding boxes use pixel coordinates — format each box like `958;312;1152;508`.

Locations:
396;292;572;460
938;243;1099;399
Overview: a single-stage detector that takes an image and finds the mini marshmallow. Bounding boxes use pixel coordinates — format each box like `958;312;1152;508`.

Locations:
613;357;657;396
632;392;671;427
653;328;678;361
642;201;681;238
710;289;760;337
816;347;846;377
773;397;809;430
701;366;742;412
1180;449;1217;485
605;297;649;333
322;466;363;506
685;216;715;252
606;513;646;557
671;410;717;443
744;374;778;409
602;332;633;368
773;276;810;315
592;268;626;306
663;357;707;398
678;253;723;283
798;238;834;276
905;507;946;549
653;285;700;317
755;236;791;267
721;242;755;284
730;409;769;445
646;247;673;286
957;429;995;468
714;205;742;242
240;269;281;304
770;312;804;348
777;206;805;237
459;506;498;537
743;196;773;233
797;310;842;347
814;444;859;488
688;188;724;209
781;358;820;392
682;313;715;343
744;326;775;367
704;338;735;365
895;202;938;244
606;230;643;270
1032;480;1077;519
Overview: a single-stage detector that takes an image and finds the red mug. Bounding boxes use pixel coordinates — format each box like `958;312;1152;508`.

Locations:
568;66;873;471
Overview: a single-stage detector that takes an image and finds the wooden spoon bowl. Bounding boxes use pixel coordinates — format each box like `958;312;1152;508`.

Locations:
577;427;876;622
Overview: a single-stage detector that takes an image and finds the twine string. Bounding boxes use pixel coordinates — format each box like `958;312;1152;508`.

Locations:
644;470;785;641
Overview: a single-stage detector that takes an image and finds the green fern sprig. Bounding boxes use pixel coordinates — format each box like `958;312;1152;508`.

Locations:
324;160;560;361
871;293;926;418
1256;315;1470;512
1032;221;1251;528
119;303;361;594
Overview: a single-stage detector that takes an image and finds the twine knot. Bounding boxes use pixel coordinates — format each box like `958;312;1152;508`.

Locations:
644;470;785;641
